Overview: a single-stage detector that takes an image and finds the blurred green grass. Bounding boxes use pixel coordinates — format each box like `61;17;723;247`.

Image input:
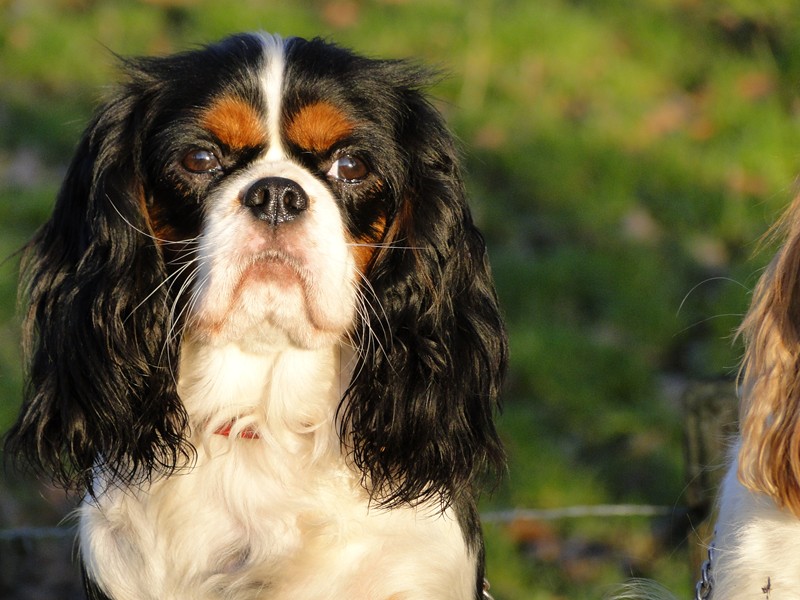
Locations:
3;0;800;597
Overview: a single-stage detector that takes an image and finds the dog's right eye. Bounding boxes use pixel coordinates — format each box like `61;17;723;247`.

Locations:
182;149;222;174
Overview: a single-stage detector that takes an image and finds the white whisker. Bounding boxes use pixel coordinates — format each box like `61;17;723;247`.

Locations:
677;276;748;316
350;270;392;368
346;241;426;251
107;196;201;247
124;257;199;323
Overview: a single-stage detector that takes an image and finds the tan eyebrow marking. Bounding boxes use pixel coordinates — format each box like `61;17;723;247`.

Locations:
286;101;355;152
201;96;267;150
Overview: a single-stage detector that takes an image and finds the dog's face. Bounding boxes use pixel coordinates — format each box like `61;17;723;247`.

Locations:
140;35;411;350
7;33;507;512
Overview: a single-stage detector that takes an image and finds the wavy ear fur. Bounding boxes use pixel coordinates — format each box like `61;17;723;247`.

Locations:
738;195;800;514
4;83;190;496
343;87;507;513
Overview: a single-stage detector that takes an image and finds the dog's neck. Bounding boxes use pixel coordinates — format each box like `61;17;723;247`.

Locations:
177;338;355;455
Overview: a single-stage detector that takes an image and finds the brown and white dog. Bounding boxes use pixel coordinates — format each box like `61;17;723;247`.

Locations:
706;196;800;599
616;199;800;600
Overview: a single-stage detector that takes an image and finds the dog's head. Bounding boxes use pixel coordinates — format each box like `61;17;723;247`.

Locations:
6;33;507;507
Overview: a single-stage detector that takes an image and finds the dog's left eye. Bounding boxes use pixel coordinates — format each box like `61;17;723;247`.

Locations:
327;155;369;182
182;149;222;174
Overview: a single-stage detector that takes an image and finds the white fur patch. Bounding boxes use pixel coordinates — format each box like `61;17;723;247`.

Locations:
258;33;288;162
80;343;476;599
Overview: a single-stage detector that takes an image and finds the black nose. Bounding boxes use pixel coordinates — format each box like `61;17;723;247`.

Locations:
242;177;309;226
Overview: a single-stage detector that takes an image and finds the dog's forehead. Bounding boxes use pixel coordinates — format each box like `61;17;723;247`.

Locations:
191;34;362;156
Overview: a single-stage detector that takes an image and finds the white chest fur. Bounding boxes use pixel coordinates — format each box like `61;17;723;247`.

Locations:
78;342;476;599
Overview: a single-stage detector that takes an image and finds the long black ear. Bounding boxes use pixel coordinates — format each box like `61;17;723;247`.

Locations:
343;87;507;510
4;88;190;496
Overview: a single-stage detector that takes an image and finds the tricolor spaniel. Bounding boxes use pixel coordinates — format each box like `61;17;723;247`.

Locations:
4;33;507;600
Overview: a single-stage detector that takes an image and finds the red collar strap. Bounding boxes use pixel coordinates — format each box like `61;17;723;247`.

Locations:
214;421;261;439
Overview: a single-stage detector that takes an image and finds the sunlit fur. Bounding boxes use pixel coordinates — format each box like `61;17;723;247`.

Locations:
4;33;506;600
737;195;800;512
704;194;800;598
608;196;800;600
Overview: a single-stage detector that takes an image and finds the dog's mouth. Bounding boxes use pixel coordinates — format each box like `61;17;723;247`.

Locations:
235;251;309;293
186;244;355;350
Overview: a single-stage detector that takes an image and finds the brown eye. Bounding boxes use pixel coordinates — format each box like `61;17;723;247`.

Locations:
327;155;369;182
181;149;222;174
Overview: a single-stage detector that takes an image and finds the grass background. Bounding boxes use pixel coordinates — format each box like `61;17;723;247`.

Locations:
3;0;800;597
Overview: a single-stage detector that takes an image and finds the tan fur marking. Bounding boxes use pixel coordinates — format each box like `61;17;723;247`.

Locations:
202;96;266;150
286;101;354;152
350;215;387;274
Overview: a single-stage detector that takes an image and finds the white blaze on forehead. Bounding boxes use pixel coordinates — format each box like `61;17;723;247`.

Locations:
256;32;288;161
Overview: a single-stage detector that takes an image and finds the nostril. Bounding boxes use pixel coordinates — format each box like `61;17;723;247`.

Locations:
281;186;308;214
242;177;309;226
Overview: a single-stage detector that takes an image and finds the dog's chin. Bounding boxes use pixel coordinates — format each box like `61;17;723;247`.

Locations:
188;313;347;353
188;271;354;352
